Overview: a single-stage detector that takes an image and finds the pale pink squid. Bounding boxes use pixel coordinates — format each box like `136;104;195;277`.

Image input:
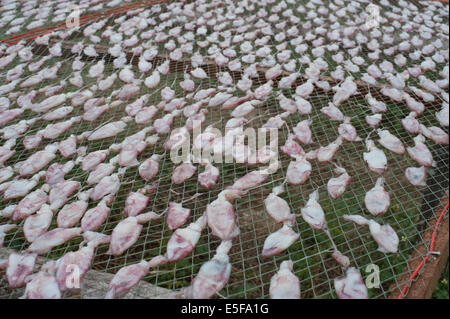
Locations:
407;135;436;167
262;224;300;257
264;184;296;225
270;260;300;299
286;156;312;185
11;188;48;221
198;161;220;190
81;195;114;232
24;204;53;243
183;240;233;299
56;192;90;228
293;120;313;145
165;215;207;262
139;154;162;181
363;139;387;174
107;212;163;256
334;267;368;299
55;231;111;292
5;251;37;288
229;170;268;191
377;129;405;154
365;177;391;216
327;166;351;199
338;117;362;142
171;156;197;185
316;137;343;163
206;190;245;241
105;256;168;299
419;125;449;145
405;166;427;187
26;228;83;254
49;180;81;211
21;261;61;299
343;214;399;253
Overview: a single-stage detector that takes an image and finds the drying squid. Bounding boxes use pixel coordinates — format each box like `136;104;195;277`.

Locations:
339;118;362;142
334;267;368;299
87;121;127;141
107;212;162;256
343;214;399;253
327;166;351;199
286;156;312;185
316;137;343;163
293;120;313;145
49;180;80;211
405;166;427;187
123;190;149;217
5;251;37;289
46;161;74;186
183;240;232;299
19;143;58;176
166;214;207;262
419;125;449;145
55;231;111;292
23;204;53;243
81;195;114;232
270;260;300;299
90;173;121;202
365;93;387;113
262;224;300;257
21;261;60;299
377;129;405;154
436;103;449;127
26;228;82;254
365;177;390;216
301;190;326;230
172;157;197;185
1;172;45;201
11;188;48;221
206;190;244;241
281;134;305;158
407;135;436;167
230;170;268;191
321;103;345;122
198;161;220;190
264;184;296;225
139;155;161;181
58;135;77;158
104;259;161;299
402;112;420;134
363;139;387;174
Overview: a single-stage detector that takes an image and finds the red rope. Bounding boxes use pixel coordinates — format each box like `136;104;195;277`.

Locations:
397;201;449;299
1;0;170;45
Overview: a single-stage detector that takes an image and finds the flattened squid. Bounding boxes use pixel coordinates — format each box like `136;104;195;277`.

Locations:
363;139;387;174
107;212;163;256
55;232;111;292
183;240;233;299
365;177;390;216
264;184;296;225
334;267;368;299
5;251;37;288
26;228;82;254
270;260;300;299
407;135;436;167
327;166;351;199
343;214;399;253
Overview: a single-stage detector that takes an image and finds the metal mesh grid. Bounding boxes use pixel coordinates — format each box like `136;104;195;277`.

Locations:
0;0;449;299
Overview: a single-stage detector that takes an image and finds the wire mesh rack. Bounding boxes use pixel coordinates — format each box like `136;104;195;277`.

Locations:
0;0;449;299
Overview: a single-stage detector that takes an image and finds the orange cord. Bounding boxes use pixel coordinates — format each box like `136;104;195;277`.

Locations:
397;201;449;299
1;0;170;45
